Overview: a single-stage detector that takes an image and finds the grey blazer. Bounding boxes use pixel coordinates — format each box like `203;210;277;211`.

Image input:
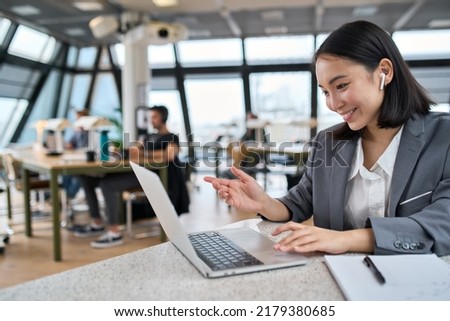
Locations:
278;112;450;256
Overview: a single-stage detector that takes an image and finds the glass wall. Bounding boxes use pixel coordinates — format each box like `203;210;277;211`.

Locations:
90;73;122;141
0;17;11;44
114;43;176;68
1;18;449;149
250;71;312;143
177;38;243;67
245;35;314;64
184;75;245;144
0;98;28;147
17;70;62;144
393;29;450;60
8;25;57;63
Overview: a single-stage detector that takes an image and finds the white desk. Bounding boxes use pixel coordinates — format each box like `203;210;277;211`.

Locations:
0;218;448;300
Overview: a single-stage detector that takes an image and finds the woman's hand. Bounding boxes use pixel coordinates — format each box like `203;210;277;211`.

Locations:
272;222;374;254
203;166;268;213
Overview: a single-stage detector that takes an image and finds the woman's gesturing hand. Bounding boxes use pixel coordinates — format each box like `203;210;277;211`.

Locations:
203;166;268;213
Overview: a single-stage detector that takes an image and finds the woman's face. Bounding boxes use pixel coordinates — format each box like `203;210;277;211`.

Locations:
316;54;385;131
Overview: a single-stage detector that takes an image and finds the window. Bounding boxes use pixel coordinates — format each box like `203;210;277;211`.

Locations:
69;74;92;110
57;74;74;119
0;17;11;45
412;67;450;112
148;44;176;68
250;71;312;142
18;70;62;144
67;47;79;68
113;43;176;68
98;47;112;70
315;33;330;50
184;75;245;144
90;73;121;140
245;35;315;64
177;38;243;67
0;98;28;147
77;47;97;68
0;64;40;99
8;25;56;63
393;29;450;60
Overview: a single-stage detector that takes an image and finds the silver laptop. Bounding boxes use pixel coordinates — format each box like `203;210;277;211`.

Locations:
130;162;307;278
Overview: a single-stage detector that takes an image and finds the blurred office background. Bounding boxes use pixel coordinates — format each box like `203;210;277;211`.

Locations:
0;0;449;152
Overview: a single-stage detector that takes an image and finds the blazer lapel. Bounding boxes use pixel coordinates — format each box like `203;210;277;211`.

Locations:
388;115;426;216
329;135;358;230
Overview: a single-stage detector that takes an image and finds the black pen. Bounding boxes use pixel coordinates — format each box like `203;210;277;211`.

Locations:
363;256;386;284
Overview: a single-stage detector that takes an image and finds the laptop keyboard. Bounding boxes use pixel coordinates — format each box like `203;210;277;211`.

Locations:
189;231;263;271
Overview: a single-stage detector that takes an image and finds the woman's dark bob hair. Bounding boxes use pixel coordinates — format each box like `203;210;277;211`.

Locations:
314;20;435;139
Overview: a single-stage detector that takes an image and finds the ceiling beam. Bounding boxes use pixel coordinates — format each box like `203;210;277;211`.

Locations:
219;7;242;37
392;0;426;31
315;0;325;33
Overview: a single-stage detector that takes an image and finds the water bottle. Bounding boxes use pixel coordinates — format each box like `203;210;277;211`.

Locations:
99;130;109;161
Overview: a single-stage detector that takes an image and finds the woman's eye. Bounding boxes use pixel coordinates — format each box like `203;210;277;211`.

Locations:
336;83;348;90
321;90;329;96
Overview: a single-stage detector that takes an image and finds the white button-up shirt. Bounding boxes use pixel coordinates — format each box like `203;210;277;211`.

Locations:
344;127;404;229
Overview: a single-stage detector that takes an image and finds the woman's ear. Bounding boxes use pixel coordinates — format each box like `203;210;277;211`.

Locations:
378;58;394;87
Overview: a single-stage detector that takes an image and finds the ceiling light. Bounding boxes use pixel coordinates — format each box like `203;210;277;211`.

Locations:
152;0;179;7
428;19;450;28
73;2;104;11
352;6;378;17
265;26;288;35
11;5;41;16
65;28;86;36
187;29;211;38
261;10;285;21
175;16;199;25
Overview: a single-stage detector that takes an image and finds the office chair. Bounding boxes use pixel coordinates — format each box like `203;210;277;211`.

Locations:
1;152;67;225
123;188;162;239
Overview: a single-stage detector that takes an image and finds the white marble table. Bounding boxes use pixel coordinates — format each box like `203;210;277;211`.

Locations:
0;218;448;301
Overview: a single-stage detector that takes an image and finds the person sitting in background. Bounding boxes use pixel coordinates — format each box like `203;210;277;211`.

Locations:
205;20;450;257
76;105;190;248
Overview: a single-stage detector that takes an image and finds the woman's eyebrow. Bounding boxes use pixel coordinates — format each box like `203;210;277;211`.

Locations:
318;74;347;88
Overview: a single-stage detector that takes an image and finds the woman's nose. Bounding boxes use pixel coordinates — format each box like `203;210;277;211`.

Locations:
327;94;343;112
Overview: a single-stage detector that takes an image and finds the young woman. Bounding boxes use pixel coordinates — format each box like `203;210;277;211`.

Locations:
204;21;450;256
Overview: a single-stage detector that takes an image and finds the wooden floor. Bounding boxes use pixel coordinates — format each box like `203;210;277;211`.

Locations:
0;171;288;289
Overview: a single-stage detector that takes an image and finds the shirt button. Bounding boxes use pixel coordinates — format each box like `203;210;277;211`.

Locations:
394;240;402;248
401;242;410;250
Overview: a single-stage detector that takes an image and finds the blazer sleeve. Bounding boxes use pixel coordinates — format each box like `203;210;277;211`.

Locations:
369;143;450;256
276;134;322;223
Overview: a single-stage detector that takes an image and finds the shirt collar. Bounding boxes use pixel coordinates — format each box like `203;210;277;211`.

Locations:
348;126;404;180
348;137;364;180
376;126;403;176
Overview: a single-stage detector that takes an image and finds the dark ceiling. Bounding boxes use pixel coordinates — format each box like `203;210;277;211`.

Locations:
0;0;449;47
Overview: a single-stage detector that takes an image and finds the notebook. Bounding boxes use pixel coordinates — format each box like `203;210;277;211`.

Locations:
325;254;450;300
130;162;307;278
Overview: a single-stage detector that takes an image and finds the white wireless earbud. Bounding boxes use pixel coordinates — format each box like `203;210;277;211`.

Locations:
380;73;386;90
